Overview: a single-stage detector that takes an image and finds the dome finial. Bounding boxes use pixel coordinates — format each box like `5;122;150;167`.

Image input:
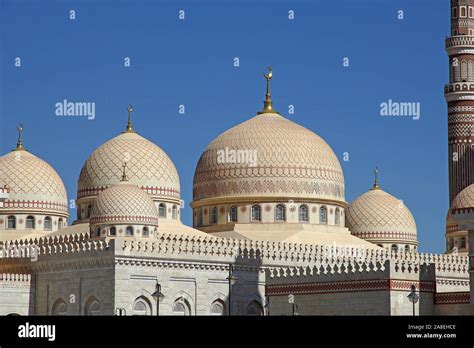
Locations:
124;105;135;133
121;162;129;182
258;66;278;115
372;167;380;190
13;123;26;151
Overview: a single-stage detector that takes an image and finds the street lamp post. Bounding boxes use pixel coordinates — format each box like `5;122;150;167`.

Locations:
292;303;299;316
152;281;165;316
226;264;238;316
407;284;419;316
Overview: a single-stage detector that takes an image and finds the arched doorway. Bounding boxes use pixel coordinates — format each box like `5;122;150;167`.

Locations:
246;300;263;316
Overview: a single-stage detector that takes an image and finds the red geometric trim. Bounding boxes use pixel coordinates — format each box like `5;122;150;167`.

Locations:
266;279;435;296
434;292;470;305
3;200;68;212
78;185;180;199
352;231;417;241
90;215;158;225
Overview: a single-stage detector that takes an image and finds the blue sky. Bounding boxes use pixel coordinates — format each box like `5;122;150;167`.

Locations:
0;0;450;253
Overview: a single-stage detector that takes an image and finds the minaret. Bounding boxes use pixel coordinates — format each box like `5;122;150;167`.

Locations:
445;1;474;253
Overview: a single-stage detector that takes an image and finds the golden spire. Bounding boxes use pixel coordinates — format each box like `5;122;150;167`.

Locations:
13;123;25;151
124;105;135;133
121;162;129;182
371;167;380;190
257;66;278;115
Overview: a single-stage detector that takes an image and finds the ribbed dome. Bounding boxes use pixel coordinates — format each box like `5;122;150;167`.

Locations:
90;182;158;226
452;184;474;211
0;150;68;216
78;132;180;203
346;188;417;244
193;112;344;203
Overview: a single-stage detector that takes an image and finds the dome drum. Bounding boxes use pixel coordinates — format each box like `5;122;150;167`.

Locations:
192;201;345;230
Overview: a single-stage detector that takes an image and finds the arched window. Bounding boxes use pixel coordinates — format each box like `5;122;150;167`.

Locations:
125;226;134;236
229;206;238;222
26;216;35;229
95;226;101;237
7;216;16;229
462;60;468;80
197;208;203;227
58;218;64;229
460;237;467;249
461;6;467;17
84;297;101;316
210;207;218;224
109;227;116;236
299;205;309;222
44;216;52;230
158;203;166;218
391;244;398;253
448;238;454;250
246;301;263;316
172;205;178;220
87;204;92;218
251;205;261;222
51;299;67;316
319;207;327;224
142;227;149;237
172;298;191;316
453;58;460;82
275;204;286;221
335;208;341;225
133;296;152;316
210;300;226;316
404;245;410;253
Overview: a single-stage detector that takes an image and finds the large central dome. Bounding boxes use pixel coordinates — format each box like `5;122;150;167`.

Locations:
193;112;345;203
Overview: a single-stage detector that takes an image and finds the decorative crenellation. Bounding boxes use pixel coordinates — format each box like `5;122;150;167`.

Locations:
0;273;31;282
0;233;110;259
0;231;469;278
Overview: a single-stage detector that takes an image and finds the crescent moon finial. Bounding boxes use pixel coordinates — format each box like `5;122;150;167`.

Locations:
372;167;380;190
14;123;25;151
124;104;135;133
258;66;278;115
264;66;273;80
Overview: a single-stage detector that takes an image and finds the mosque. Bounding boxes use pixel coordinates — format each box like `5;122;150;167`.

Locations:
0;1;473;316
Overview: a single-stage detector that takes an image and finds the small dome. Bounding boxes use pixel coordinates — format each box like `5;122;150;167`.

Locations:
451;184;474;211
78;132;180;203
193;112;344;204
0;150;68;217
346;188;417;245
90;182;158;226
